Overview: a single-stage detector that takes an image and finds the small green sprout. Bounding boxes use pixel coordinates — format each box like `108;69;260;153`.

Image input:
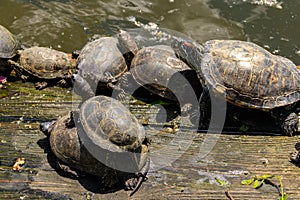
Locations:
215;177;227;187
241;174;287;200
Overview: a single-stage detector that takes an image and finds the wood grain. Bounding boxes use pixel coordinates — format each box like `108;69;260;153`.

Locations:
0;81;300;200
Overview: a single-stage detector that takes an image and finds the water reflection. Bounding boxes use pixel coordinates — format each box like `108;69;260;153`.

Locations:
208;0;300;63
0;0;298;64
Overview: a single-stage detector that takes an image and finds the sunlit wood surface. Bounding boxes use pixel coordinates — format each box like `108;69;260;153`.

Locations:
0;81;300;200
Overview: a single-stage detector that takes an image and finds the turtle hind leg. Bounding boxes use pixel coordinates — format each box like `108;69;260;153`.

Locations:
124;144;150;196
54;159;80;179
8;60;27;81
280;112;298;136
35;81;48;90
271;108;298;136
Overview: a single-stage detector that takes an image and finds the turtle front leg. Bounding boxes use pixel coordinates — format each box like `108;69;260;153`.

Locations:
35;81;48;90
8;60;29;81
192;87;211;129
108;82;129;101
110;72;133;102
271;108;298;136
55;159;79;179
72;74;95;100
57;78;68;87
58;73;73;88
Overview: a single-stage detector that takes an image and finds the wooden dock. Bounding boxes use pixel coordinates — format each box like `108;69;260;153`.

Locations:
1;81;300;200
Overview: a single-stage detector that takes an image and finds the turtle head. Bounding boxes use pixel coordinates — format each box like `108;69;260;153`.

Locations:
40;121;56;137
171;39;203;72
117;29;139;67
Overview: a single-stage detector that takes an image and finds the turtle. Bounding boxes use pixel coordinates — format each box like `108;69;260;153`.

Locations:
79;95;150;196
40;108;149;196
73;36;129;100
0;25;19;75
8;46;75;89
171;39;300;136
114;30;201;118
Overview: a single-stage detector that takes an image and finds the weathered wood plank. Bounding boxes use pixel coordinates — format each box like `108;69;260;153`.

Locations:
0;81;300;200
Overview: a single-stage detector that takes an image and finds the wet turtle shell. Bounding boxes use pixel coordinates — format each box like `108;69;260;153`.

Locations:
172;39;300;135
116;30;201;103
123;44;201;102
73;37;128;99
8;46;74;89
0;25;19;75
79;95;145;152
0;25;19;59
40;113;149;195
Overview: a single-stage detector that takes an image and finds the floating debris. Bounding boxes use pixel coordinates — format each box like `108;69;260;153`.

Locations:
250;0;283;9
127;16;177;42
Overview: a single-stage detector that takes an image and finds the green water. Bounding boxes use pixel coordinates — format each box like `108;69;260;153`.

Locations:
0;0;299;63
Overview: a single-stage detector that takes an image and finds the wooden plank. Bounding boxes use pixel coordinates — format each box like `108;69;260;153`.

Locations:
0;81;300;199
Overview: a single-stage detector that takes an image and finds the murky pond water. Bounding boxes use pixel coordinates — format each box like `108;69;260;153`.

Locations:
0;0;298;63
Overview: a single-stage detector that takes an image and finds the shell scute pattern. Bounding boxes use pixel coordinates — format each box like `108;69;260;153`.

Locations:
172;38;299;135
76;37;127;89
17;46;72;79
0;25;19;58
201;40;300;109
80;96;145;153
40;115;150;193
130;45;191;101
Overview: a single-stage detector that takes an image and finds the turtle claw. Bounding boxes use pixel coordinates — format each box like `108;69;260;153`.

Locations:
20;74;28;81
35;81;48;90
281;112;298;136
126;172;148;197
125;155;150;196
272;110;298;136
57;79;67;87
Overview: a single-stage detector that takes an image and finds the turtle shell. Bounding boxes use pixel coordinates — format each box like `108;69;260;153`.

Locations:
41;114;148;188
16;46;73;80
0;25;19;58
173;39;300;110
79;95;145;152
129;45;198;101
76;37;128;93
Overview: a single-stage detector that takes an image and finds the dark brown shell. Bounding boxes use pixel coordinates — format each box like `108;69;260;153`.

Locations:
80;95;145;152
16;46;73;79
46;114;147;188
130;45;197;101
0;25;19;58
201;40;300;109
173;39;300;110
76;37;128;92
